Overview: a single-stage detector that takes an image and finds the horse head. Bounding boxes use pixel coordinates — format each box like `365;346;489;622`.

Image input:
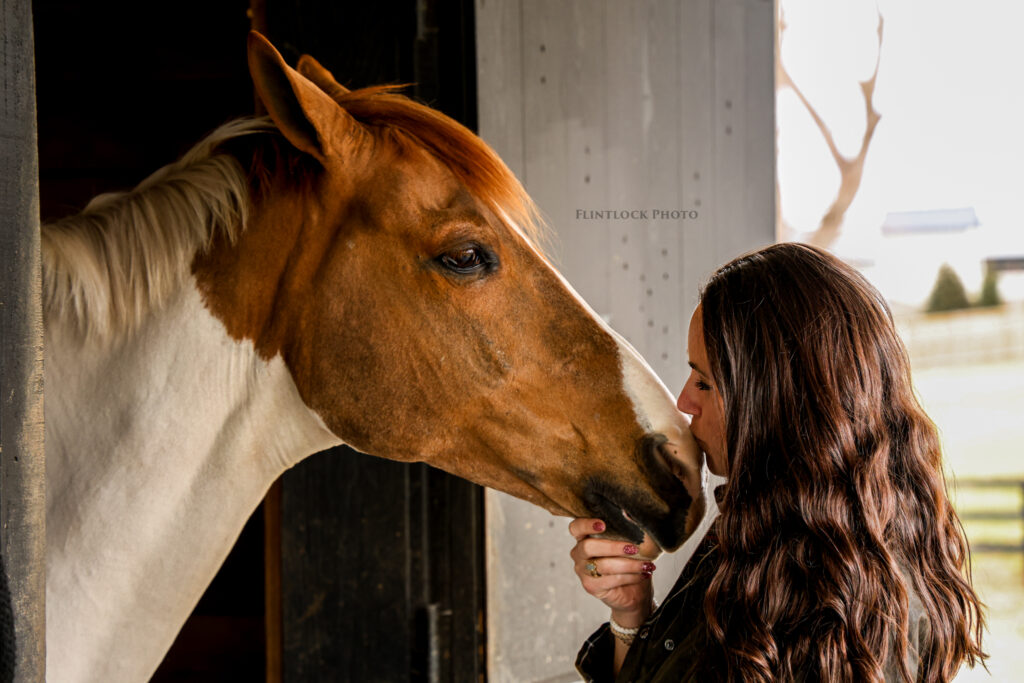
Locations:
193;33;705;550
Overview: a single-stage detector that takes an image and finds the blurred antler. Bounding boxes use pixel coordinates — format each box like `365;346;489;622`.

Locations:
776;7;884;248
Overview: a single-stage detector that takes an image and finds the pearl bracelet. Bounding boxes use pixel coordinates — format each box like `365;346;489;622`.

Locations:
608;599;658;646
609;616;639;645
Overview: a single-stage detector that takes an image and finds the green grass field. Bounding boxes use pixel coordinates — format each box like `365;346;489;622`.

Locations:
913;359;1024;681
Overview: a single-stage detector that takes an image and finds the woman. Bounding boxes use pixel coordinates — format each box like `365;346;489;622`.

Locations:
570;243;986;682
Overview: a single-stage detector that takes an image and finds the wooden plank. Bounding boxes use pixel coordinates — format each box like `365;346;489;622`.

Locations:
423;466;487;682
263;481;282;683
561;0;611;317
678;0;716;333
641;0;684;384
603;1;648;348
280;452;413;681
712;0;747;260
970;543;1024;553
474;0;526;177
959;512;1024;521
743;0;776;253
519;0;577;291
0;1;46;680
955;478;1024;488
712;0;775;260
529;0;612;316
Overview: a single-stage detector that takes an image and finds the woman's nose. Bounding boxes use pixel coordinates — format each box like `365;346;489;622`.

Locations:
676;388;699;416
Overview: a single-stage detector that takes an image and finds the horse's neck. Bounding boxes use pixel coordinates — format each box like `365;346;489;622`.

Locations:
45;278;341;683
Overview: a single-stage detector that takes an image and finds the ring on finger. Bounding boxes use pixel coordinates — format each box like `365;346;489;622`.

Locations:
585;561;601;578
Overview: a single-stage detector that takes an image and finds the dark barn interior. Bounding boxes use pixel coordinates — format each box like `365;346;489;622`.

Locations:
34;1;483;680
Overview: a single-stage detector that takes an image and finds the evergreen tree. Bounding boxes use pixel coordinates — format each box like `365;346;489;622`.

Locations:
976;267;1002;307
925;264;970;313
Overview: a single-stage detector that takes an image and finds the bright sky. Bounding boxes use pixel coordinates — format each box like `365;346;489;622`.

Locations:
777;0;1024;267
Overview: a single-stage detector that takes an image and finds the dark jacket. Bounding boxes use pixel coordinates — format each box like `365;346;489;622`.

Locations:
576;535;932;682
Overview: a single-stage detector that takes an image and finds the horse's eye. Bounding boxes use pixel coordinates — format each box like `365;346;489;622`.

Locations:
437;245;493;274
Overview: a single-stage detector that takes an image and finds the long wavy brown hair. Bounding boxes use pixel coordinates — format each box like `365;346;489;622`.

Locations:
697;243;986;682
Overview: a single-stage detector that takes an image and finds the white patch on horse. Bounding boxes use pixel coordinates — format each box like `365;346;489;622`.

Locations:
45;281;342;683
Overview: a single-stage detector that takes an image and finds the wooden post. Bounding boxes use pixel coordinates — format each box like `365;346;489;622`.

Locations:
0;0;47;680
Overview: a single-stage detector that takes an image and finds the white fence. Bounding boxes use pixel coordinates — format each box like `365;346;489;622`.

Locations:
896;303;1024;369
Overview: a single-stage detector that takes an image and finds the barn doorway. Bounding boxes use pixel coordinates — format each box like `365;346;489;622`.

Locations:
33;1;483;680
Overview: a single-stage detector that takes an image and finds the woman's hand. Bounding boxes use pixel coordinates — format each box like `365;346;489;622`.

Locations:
569;518;658;627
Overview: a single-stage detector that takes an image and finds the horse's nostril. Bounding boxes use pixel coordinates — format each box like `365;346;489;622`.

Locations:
659;446;677;477
651;441;673;476
637;432;678;481
660;443;690;482
642;433;701;498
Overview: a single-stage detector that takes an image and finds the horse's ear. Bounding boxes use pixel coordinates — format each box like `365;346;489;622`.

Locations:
297;54;351;100
247;31;349;162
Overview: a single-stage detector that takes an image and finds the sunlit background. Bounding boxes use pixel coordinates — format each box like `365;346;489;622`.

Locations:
776;1;1024;679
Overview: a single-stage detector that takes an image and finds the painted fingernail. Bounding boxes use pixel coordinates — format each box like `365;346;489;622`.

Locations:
641;562;656;572
623;544;638;555
593;521;606;532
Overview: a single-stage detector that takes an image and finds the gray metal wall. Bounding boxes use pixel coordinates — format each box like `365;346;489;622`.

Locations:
476;1;775;680
0;0;46;680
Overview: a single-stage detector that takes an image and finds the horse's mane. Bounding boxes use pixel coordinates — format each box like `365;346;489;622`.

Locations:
42;84;545;341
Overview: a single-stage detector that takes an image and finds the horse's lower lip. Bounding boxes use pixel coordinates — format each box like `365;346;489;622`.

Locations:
583;472;692;550
620;509;665;552
590;494;646;545
610;501;669;551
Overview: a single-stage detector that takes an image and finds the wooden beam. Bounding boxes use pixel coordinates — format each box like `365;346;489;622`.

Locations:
0;1;46;679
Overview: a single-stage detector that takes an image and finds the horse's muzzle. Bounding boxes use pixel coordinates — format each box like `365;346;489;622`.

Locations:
581;433;701;551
